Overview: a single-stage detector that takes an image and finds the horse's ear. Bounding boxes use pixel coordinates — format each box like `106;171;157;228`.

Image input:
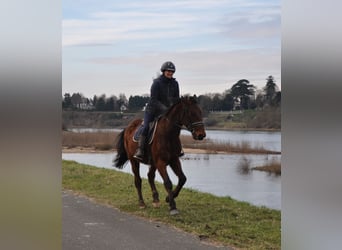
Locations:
190;95;198;103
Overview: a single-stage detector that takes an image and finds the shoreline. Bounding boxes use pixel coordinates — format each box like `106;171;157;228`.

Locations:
65;125;281;133
62;146;226;155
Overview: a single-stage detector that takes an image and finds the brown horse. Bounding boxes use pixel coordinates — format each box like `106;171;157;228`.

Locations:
113;96;206;215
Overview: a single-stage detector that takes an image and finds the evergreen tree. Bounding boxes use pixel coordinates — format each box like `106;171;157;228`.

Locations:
222;93;234;111
92;95;98;107
63;93;72;109
95;95;106;111
105;97;115;111
264;76;278;106
197;95;212;114
230;79;256;110
128;95;149;111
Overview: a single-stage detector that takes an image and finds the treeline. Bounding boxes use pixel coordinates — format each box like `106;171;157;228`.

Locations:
62;76;281;113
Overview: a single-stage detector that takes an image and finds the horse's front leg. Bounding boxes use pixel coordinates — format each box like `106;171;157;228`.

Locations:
168;158;187;201
147;164;160;207
130;160;146;208
157;162;178;215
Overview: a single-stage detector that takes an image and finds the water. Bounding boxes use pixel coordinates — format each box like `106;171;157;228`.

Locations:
62;152;281;210
69;128;281;152
201;130;281;152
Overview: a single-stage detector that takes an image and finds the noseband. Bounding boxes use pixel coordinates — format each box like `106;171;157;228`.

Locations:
185;121;204;133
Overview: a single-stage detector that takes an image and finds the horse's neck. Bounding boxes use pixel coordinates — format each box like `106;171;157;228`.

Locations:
162;105;182;135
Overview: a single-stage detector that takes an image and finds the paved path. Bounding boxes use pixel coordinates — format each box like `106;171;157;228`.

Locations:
63;191;233;250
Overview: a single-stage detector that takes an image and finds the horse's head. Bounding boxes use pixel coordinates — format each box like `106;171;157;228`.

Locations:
178;96;206;140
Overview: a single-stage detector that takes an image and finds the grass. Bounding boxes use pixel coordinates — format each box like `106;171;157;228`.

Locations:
235;157;281;176
206;109;281;130
63;160;281;250
252;159;281;176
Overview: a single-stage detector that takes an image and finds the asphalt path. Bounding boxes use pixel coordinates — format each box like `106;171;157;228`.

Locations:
63;191;233;250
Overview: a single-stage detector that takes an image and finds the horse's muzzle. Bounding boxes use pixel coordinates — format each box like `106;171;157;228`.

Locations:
192;130;206;141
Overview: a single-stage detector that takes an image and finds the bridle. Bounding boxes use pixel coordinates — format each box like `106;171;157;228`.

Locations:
172;101;204;133
185;121;204;133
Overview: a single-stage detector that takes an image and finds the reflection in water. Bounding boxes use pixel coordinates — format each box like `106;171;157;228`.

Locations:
236;156;252;175
62;152;281;210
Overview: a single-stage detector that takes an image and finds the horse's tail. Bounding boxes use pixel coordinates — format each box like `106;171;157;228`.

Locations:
113;129;128;169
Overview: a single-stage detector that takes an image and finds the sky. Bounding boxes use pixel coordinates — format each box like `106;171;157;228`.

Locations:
62;0;281;98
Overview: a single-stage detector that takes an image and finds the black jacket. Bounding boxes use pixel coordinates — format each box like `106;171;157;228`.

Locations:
145;75;180;116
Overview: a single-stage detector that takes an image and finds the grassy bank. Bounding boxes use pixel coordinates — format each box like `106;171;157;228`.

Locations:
205;108;281;130
63;160;280;250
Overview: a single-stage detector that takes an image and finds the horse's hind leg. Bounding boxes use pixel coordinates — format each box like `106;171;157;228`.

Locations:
130;160;146;208
168;158;187;201
147;165;160;207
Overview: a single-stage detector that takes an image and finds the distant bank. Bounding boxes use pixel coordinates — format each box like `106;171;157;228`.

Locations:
63;107;281;131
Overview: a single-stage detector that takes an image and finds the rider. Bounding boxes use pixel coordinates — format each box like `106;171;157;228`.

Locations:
134;61;183;160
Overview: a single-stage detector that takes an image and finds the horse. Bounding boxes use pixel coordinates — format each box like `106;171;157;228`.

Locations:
113;96;206;215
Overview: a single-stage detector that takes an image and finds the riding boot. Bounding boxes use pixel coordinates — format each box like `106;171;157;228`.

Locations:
134;135;146;160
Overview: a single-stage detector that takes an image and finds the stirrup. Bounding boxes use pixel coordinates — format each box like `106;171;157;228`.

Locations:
133;154;144;160
133;150;144;160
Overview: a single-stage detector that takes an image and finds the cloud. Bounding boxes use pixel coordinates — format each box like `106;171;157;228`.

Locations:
62;0;281;96
84;48;280;89
63;0;280;47
63;14;199;46
217;3;280;42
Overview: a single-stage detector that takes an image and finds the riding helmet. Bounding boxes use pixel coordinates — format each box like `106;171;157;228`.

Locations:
160;61;176;72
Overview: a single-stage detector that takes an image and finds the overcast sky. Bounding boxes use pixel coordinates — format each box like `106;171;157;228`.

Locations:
62;0;280;98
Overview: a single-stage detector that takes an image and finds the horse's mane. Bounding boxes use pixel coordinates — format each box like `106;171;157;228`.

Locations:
163;95;198;117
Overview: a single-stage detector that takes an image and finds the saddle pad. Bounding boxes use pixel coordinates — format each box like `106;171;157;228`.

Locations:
133;120;158;144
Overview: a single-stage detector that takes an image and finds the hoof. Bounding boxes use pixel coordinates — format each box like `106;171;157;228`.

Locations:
170;209;179;216
139;203;146;209
152;202;160;208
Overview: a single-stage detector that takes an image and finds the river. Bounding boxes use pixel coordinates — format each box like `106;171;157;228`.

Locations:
69;128;281;152
64;129;281;210
63;128;281;210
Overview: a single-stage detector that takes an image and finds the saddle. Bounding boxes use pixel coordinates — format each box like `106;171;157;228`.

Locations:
133;119;159;144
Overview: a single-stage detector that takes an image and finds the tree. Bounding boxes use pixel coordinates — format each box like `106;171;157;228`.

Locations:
128;95;149;111
62;93;72;109
264;76;278;106
222;93;234;111
197;95;212;115
116;93;128;111
212;94;222;111
95;94;106;111
255;92;265;109
230;79;256;110
71;93;83;109
92;95;98;107
105;97;115;111
273;91;281;106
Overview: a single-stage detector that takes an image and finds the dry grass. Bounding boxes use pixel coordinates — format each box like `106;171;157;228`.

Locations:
180;135;280;155
62;131;280;155
252;159;281;175
62;131;118;149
